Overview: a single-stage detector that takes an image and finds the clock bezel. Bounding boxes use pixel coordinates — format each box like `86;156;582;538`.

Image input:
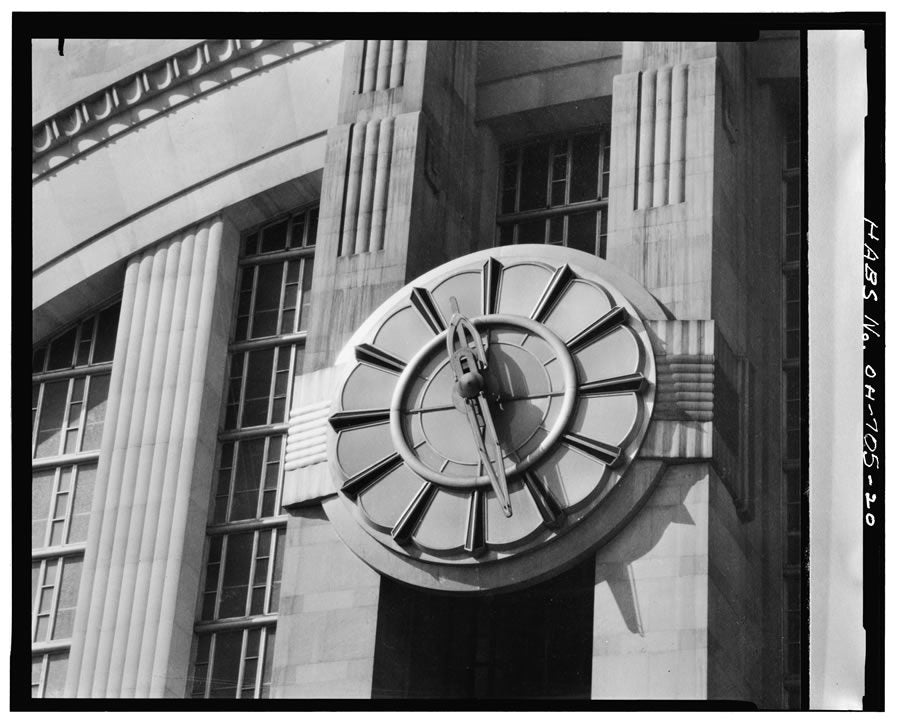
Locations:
323;245;667;592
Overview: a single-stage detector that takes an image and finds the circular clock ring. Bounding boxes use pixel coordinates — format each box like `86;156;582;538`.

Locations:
323;245;666;592
390;314;577;489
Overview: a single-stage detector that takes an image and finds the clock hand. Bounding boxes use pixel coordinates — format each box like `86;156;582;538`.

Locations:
446;297;512;517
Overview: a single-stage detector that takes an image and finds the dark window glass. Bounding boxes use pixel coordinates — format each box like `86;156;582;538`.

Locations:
92;303;120;363
569;133;600;203
567;212;598;255
219;534;253;618
518;219;545;245
209;631;243;698
518;144;549;211
46;328;77;371
259;220;288;254
250;264;283;339
241;350;275;428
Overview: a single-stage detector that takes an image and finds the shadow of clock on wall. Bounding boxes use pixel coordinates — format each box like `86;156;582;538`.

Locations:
371;557;594;699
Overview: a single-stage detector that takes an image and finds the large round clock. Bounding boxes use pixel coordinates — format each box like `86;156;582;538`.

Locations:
322;245;662;592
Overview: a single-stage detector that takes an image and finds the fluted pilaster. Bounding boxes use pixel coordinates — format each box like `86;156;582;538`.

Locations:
65;217;237;697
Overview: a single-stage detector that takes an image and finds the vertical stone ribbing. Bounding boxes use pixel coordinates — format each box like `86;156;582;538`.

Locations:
64;218;232;697
149;222;224;696
369;117;395;252
636;70;656;210
668;64;688;205
389;40;407;88
103;236;181;697
361;40;379;93
355;119;381;254
375;40;392;91
65;255;142;698
341;123;365;256
652;66;672;207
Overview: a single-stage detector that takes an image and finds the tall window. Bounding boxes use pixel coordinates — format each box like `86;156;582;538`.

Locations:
31;301;120;697
781;112;804;710
189;206;317;699
496;129;610;257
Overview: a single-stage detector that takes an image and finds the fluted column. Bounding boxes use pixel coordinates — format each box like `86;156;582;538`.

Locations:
65;216;238;697
635;70;656;210
668;64;688;205
652;66;672;207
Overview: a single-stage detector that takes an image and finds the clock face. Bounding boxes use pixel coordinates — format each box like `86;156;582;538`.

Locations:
326;246;657;585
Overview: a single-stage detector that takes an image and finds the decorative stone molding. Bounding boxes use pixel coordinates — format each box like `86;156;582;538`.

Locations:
339;117;396;256
634;63;688;209
285;400;330;471
358;40;407;93
282;367;341;508
32;39;335;178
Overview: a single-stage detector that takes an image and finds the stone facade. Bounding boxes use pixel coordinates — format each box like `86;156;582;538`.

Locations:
31;38;802;705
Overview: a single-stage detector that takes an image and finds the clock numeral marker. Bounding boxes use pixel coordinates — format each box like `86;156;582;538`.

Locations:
329;408;391;431
391;481;438;545
579;372;647;396
464;489;486;555
566;306;628;351
341;452;404;498
410;287;447;334
481;257;503;315
523;471;564;528
563;433;622;466
355;343;407;374
530;264;576;322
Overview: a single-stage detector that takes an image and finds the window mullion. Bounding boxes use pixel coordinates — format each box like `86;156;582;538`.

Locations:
256;627;269;698
235;628;250;699
565;137;573;205
224;442;238;525
32;382;45;454
75;375;90;453
246;531;262;617
264;528;277;614
46;557;64;642
214;536;228;621
275;261;289;338
205;634;216;699
246;266;260;343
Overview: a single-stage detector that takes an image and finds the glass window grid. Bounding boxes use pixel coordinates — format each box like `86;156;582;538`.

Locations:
213;436;285;525
224;345;298;431
31;651;69;699
496;129;610;258
32;302;119;690
31;555;82;645
191;626;276;699
32;373;109;459
32;463;95;550
193;205;318;697
201;528;285;622
243;207;318;258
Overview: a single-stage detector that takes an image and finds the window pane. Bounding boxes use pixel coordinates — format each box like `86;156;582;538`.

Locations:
219;534;254;618
250;263;283;339
518;219;545;245
209;631;243;698
44;653;69;698
518;143;549;212
52;557;83;640
32;656;43;697
82;374;111;451
47;328;77;371
241;350;275;427
69;464;96;543
307;208;319;246
231;439;265;522
35;381;68;458
32;468;55;548
570;133;600;203
261;629;276;698
298;260;315;332
259;220;288;254
497;225;514;247
567;212;598;255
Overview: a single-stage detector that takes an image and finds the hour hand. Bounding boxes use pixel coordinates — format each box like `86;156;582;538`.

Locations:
475;395;511;516
462;399;512;517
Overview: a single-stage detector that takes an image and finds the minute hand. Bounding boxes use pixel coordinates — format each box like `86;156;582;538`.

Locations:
446;297;512;517
475;394;511;516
